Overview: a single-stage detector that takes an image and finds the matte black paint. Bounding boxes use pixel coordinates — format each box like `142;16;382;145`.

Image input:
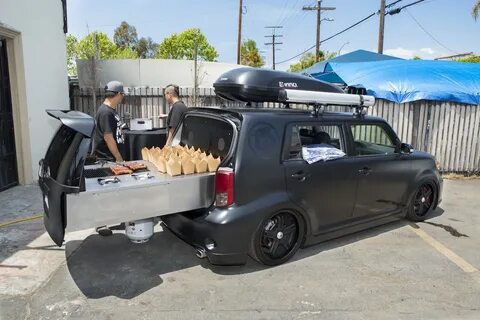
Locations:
39;108;443;265
162;109;443;265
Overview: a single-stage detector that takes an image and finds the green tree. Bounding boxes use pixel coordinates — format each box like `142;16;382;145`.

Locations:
156;28;218;61
115;47;139;59
114;21;138;49
288;51;336;72
240;39;264;67
413;56;422;60
136;37;158;58
76;32;118;59
66;34;78;75
473;0;480;20
457;55;480;63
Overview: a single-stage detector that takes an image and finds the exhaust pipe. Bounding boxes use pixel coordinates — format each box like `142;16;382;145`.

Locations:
195;248;207;259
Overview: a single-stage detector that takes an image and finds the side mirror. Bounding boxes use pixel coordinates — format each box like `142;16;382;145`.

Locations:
400;143;414;154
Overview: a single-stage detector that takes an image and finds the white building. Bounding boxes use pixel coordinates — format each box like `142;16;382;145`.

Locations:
0;0;69;190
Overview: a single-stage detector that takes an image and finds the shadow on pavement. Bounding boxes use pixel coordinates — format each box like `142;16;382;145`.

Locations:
66;208;444;299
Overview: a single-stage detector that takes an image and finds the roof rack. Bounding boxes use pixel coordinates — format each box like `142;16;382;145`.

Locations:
279;88;375;118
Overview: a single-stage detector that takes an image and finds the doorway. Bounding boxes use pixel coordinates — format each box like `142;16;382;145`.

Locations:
0;39;18;191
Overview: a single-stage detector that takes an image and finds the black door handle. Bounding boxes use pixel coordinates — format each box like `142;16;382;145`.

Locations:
358;167;372;175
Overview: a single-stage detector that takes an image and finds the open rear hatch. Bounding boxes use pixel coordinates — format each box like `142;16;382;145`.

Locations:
40;110;236;247
39;110;95;246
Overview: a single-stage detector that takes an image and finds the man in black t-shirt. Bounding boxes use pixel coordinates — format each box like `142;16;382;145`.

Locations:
92;81;125;162
164;84;187;146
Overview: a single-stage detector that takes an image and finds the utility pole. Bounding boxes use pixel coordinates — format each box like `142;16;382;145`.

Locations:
237;0;243;64
264;26;283;70
193;40;198;106
378;0;386;54
303;0;336;62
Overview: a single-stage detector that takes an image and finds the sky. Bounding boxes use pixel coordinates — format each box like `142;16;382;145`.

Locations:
67;0;480;70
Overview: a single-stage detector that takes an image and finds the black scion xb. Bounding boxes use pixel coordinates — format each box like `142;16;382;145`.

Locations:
161;68;443;266
39;68;442;266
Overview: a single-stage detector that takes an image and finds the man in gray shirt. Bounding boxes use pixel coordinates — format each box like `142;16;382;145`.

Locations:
164;84;187;146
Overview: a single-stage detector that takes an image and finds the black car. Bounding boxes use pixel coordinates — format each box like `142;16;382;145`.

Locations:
162;106;443;266
39;68;442;266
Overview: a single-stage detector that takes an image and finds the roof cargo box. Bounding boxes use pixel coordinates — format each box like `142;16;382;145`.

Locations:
213;68;344;103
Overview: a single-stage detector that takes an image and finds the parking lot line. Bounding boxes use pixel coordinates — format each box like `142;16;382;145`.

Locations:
408;224;480;284
0;214;43;229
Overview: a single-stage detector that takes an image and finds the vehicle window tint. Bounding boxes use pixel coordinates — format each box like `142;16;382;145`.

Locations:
350;124;396;156
177;116;233;159
287;124;345;160
44;125;77;179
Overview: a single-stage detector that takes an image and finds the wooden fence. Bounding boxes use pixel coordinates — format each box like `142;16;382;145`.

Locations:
71;87;480;173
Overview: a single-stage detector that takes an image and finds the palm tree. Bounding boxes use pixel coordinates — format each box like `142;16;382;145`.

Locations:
473;0;480;20
240;40;265;68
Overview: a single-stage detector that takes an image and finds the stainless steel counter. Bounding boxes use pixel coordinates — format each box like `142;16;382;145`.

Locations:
65;161;215;232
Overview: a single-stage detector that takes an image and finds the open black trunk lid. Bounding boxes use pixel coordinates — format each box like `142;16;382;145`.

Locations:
39;110;95;246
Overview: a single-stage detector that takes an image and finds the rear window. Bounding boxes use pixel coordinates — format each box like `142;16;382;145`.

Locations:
175;115;234;159
44;125;77;179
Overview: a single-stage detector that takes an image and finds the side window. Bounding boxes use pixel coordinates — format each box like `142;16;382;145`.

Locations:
286;124;345;160
350;124;396;156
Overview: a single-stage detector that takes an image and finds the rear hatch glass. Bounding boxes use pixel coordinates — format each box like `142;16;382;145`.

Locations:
175;115;235;159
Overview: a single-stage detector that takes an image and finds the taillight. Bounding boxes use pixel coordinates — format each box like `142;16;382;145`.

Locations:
215;167;234;207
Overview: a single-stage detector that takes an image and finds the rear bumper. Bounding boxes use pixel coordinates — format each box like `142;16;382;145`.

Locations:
161;209;249;266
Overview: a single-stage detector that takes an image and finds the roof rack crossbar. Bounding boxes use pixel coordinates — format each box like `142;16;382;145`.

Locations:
281;89;375;107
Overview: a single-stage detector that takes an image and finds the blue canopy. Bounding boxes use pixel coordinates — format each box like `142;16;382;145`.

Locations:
307;54;480;105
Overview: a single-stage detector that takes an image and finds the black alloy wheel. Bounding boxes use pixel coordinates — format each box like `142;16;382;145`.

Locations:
407;182;436;221
251;211;304;266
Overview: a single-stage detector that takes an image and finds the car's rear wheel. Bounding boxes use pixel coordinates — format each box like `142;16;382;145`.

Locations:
406;182;437;222
250;211;305;266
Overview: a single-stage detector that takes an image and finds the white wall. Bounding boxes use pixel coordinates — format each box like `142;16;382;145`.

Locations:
77;59;242;89
0;0;69;182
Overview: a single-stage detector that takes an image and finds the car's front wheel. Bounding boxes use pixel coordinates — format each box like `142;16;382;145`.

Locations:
250;211;305;266
406;181;437;221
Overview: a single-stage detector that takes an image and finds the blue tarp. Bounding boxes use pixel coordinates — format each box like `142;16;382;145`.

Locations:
304;49;401;76
305;51;480;105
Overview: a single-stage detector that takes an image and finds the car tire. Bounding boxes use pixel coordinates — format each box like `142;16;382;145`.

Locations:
406;181;437;222
249;210;305;266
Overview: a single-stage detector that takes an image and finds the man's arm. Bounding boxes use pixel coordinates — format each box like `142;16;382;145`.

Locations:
166;128;175;146
104;133;123;162
165;104;186;146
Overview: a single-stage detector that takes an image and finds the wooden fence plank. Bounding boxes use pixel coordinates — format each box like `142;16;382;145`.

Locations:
458;105;468;171
430;102;440;159
417;101;426;150
439;102;449;171
407;103;414;144
470;106;480;172
447;103;457;171
464;105;476;171
452;104;462;171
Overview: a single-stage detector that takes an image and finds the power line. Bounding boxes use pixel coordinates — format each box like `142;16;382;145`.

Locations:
277;0;303;26
277;0;432;66
386;0;404;8
404;8;458;54
387;0;425;15
276;11;377;65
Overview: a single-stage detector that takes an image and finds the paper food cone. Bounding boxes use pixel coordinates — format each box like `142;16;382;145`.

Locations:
207;155;221;172
181;158;195;175
141;148;149;161
156;156;167;173
166;158;181;176
194;158;208;173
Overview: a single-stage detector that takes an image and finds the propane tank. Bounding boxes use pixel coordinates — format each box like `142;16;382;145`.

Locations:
125;218;154;243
